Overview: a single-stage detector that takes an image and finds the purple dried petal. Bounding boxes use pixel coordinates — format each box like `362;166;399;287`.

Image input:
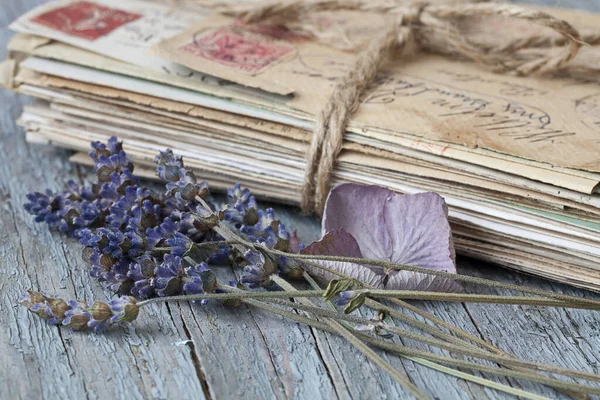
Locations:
301;229;384;288
383;192;455;271
322;184;393;260
322;184;458;292
385;271;462;292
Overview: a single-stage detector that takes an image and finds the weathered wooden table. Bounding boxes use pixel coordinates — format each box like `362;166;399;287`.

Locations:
2;1;600;399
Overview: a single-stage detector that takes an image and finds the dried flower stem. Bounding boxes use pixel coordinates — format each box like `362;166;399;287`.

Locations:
352;289;599;309
136;287;589;309
274;252;600;308
242;295;600;396
400;357;550;400
300;273;538;399
151;240;237;254
217;279;596;396
262;296;600;383
360;334;600;395
300;275;539;398
267;276;600;396
136;290;325;307
268;275;428;400
299;257;505;353
301;262;586;399
241;295;551;400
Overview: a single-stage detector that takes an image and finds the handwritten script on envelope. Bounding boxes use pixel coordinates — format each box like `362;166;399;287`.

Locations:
154;12;600;173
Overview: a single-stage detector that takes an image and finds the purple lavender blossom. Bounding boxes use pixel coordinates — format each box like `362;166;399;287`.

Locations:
223;183;258;225
183;262;216;297
24;190;65;227
154;254;184;296
23;137;302;317
240;250;276;289
127;255;158;299
106;186;151;229
155;149;184;182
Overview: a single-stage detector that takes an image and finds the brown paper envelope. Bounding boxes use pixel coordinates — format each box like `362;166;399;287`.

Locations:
21;101;600;230
14;72;600;217
14;58;600;196
24;92;600;217
154;10;600;173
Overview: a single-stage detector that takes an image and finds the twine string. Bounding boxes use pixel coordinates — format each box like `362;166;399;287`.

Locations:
236;0;584;214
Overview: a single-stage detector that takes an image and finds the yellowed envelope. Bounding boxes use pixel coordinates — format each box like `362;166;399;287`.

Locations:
12;66;600;217
154;10;600;174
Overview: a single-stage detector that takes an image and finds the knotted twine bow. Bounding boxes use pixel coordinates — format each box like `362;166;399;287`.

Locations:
234;0;584;214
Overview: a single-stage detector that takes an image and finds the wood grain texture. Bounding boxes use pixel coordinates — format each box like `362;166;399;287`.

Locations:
1;0;600;399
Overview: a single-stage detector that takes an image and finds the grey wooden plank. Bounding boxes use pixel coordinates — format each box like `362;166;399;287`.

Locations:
458;259;600;393
2;0;600;399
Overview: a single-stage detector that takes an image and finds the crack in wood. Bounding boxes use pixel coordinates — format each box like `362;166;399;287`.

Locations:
178;305;213;400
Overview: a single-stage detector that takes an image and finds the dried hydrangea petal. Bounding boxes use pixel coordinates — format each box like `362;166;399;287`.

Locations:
301;229;384;288
322;184;393;260
321;183;458;292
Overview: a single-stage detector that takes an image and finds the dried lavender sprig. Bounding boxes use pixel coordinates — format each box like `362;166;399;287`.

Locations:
135;289;325;306
336;289;599;312
20;291;139;332
135;281;588;310
19;138;596;397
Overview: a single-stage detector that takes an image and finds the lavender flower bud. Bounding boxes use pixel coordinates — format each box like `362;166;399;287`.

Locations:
46;297;70;320
155;149;184;182
109;296;139;323
20;291;52;319
63;301;91;330
155;254;184;296
243;207;259;225
87;301;112;321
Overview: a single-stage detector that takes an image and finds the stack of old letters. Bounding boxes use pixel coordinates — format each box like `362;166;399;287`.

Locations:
3;0;600;290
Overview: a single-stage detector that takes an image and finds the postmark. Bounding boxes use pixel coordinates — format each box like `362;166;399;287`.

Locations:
231;21;310;43
30;1;141;41
180;27;295;75
574;93;600;135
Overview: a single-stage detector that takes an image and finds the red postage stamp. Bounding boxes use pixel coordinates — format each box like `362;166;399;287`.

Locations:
179;27;295;75
30;1;141;41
